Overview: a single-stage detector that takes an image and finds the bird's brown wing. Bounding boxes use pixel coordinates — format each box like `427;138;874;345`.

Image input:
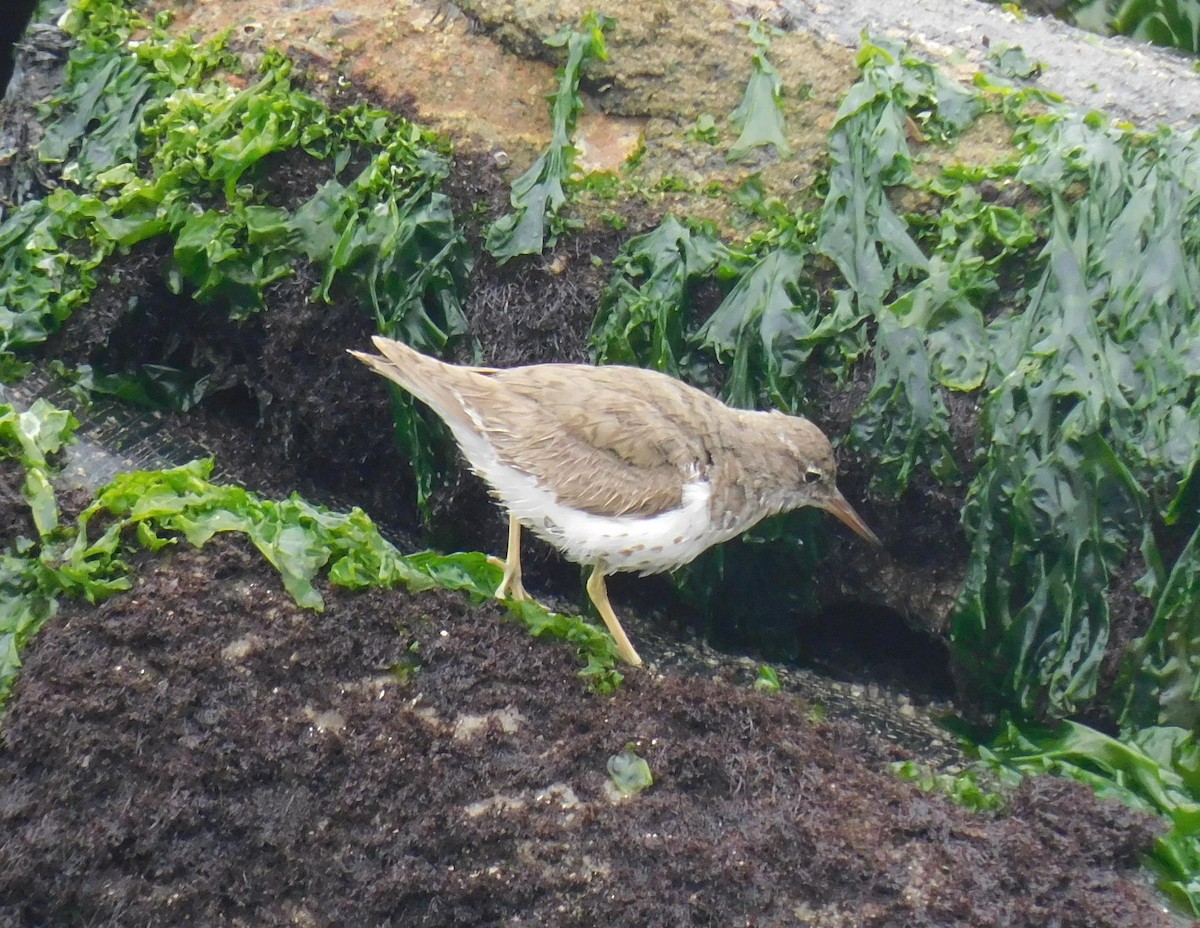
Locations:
454;364;717;518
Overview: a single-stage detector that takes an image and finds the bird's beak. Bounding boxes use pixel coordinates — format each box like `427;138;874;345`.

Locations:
820;491;882;546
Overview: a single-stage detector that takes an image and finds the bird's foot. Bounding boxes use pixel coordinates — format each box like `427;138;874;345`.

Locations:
586;569;643;668
488;554;529;602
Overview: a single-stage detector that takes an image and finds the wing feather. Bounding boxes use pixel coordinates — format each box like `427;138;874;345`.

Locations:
352;338;723;518
458;365;717;517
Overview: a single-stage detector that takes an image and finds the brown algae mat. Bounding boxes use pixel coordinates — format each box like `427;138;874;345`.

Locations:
0;536;1173;927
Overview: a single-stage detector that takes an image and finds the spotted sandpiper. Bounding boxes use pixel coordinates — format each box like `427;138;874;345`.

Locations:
350;336;880;667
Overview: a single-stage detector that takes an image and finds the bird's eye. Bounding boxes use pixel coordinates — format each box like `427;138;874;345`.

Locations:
804;469;822;484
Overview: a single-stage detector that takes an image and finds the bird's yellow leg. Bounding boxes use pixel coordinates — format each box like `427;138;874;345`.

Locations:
585;568;643;667
491;514;529;602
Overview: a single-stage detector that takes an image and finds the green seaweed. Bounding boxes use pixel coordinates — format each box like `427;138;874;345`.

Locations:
590;216;731;376
484;11;613;263
695;247;817;411
607;744;654;796
1119;525;1200;732
0;0;472;509
0;401;78;543
727;20;791;162
1109;0;1200;54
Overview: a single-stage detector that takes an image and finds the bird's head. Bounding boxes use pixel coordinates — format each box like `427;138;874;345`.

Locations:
769;413;881;546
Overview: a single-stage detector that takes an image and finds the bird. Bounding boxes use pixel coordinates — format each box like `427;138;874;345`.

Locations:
350;336;880;668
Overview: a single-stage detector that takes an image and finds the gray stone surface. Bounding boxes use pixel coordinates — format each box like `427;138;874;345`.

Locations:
774;0;1200;126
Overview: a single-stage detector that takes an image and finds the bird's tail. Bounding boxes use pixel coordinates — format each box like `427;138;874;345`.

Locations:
348;334;423;387
347;336;465;418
